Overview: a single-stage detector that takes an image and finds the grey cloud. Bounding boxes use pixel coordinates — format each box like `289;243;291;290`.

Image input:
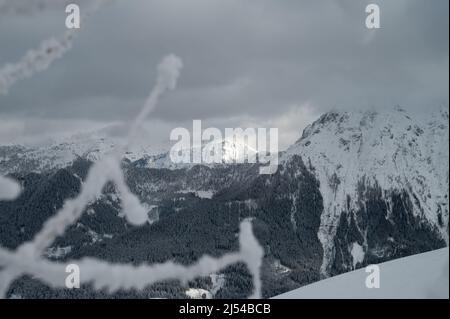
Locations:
0;0;448;145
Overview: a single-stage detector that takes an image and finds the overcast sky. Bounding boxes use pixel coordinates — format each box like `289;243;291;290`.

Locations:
0;0;448;149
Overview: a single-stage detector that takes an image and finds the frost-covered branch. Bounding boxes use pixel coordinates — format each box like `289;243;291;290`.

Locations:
0;221;263;298
0;32;74;95
0;0;79;17
0;0;103;95
0;0;101;17
0;54;264;299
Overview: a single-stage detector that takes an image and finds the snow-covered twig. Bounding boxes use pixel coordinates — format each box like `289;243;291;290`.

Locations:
0;32;74;95
0;0;104;95
0;221;263;298
0;0;83;17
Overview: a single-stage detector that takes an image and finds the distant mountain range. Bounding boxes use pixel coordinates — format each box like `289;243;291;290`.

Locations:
0;107;448;298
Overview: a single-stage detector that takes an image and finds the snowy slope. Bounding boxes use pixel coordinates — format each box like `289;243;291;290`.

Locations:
282;107;449;275
274;248;449;299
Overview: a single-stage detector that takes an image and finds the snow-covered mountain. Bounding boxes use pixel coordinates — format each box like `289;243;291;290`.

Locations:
282;106;449;275
0;131;167;174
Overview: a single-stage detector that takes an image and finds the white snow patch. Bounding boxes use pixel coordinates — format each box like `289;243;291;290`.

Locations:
273;259;292;275
351;242;365;268
177;189;215;199
185;288;212;299
210;273;226;295
44;246;72;259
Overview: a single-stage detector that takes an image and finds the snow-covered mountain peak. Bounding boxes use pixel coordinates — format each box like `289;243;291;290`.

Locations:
285;107;448;188
142;137;262;170
283;107;449;275
202;137;259;164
